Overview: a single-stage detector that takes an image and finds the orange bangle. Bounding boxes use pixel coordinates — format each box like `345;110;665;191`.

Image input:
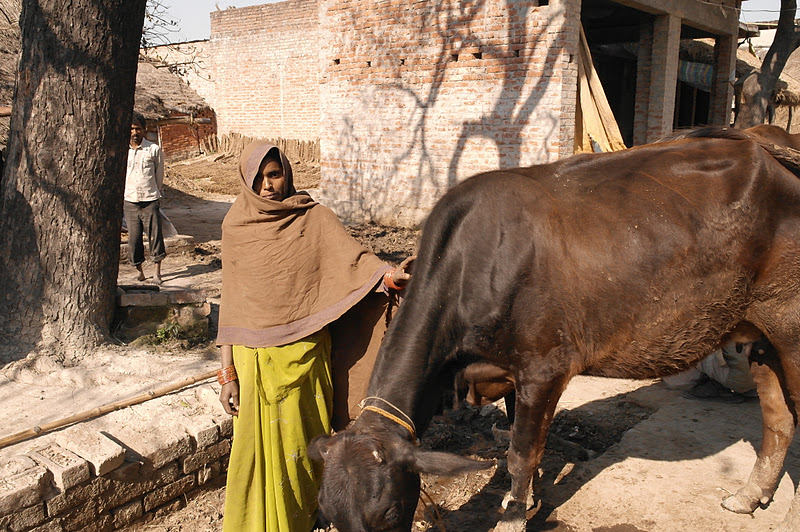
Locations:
384;269;403;291
217;365;238;385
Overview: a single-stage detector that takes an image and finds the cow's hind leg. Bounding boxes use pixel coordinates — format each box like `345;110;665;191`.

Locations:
722;339;798;514
495;370;571;532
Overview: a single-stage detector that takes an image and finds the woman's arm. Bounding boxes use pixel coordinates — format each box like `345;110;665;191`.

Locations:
218;344;240;416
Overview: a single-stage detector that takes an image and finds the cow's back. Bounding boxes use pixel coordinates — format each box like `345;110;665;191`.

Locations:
418;136;800;378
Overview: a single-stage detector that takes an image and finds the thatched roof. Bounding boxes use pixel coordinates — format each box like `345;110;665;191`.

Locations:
134;59;210;120
681;38;800;107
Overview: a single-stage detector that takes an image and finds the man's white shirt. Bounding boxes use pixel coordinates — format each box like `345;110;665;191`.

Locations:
124;138;164;202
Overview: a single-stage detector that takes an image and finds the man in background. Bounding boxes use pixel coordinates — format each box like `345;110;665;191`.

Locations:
124;113;166;284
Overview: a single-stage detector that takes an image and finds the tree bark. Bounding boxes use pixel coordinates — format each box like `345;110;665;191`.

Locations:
0;0;147;362
735;0;800;128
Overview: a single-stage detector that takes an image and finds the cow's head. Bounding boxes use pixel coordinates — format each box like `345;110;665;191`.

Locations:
309;430;493;532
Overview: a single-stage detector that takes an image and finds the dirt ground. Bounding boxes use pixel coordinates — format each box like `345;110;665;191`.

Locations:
3;155;800;531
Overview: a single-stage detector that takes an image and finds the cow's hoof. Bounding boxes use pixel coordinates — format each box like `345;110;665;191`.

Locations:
501;491;534;510
721;492;759;514
495;500;527;532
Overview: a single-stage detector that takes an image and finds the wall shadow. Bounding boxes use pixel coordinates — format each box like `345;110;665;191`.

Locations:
329;2;563;223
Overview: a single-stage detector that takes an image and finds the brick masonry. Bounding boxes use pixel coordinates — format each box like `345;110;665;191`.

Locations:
315;0;580;226
207;0;741;227
158;108;217;162
210;0;321;141
0;384;232;531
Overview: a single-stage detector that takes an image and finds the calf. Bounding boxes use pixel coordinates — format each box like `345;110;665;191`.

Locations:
310;128;800;532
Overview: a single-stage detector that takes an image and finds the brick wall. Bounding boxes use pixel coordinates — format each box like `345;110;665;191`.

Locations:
0;384;231;531
209;0;320;141
158;108;217;162
317;0;581;226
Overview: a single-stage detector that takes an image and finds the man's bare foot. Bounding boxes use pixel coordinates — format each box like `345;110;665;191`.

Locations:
153;275;163;285
136;270;146;281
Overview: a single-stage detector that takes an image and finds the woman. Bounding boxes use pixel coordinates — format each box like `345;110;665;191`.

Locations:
217;141;412;531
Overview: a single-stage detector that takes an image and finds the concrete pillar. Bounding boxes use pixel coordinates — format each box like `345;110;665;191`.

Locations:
709;33;736;126
646;14;681;142
633;20;653;146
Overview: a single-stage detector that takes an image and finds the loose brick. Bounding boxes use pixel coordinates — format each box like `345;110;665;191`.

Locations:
111;498;143;528
0;502;46;531
164;288;207;305
58;498;100;532
56;428;126;477
152;497;184;518
182;439;230;474
142;475;196;512
0;455;51;518
28;444;90;491
184;418;219;450
29;519;63;532
217;416;233;438
100;462;178;513
75;513;112;532
114;420;192;469
46;478;111;518
117;291;170;307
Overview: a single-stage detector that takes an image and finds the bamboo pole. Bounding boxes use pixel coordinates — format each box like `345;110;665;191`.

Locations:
0;369;218;450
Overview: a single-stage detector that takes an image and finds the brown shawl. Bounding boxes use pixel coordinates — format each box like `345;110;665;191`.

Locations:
216;142;391;348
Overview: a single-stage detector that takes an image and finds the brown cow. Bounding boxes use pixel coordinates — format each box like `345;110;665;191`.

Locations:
746;123;800;151
310;128;800;532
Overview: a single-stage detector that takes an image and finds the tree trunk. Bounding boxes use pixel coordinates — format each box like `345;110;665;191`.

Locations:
0;0;147;363
735;0;800;128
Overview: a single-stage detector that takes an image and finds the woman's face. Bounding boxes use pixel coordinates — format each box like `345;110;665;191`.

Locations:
252;157;287;201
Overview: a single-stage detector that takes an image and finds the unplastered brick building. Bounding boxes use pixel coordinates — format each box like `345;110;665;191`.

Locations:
210;0;320;141
209;0;742;226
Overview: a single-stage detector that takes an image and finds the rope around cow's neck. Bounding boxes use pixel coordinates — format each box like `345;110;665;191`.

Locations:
358;399;442;528
359;396;417;442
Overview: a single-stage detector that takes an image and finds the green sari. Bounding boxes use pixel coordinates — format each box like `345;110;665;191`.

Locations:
223;329;333;532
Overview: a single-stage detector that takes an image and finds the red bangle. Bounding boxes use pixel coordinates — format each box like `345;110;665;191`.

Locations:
384;269;403;291
217;365;238;385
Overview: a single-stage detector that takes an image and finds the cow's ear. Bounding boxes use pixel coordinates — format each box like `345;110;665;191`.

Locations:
308;435;332;462
395;443;494;476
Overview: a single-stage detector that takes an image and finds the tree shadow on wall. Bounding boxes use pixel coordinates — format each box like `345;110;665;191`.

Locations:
331;1;564;220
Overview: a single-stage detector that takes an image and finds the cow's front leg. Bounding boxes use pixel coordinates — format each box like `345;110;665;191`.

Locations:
722;344;796;513
495;372;570;532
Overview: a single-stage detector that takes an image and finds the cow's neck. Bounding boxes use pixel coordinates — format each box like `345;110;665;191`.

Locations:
363;299;458;437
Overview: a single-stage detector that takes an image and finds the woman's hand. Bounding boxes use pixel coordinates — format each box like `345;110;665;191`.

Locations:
218;345;239;415
391;255;416;289
220;380;240;416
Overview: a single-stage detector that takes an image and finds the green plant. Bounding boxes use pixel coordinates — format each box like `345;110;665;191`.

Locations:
155;321;182;342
